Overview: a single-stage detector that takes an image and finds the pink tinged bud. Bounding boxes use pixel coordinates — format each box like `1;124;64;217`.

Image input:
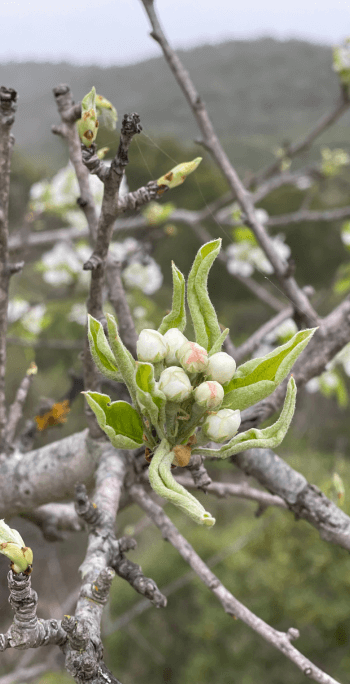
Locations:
137;329;168;363
163;328;188;365
203;408;241;443
206;352;236;385
194;381;224;409
158;366;192;402
176;341;208;373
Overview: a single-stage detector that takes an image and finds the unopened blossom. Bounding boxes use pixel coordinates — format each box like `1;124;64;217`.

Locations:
158;366;192;402
137;329;168;363
206;352;236;385
163;328;188;365
177;341;208;373
203;408;241;443
194;381;224;409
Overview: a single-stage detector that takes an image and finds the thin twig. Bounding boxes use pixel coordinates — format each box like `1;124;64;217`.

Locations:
0;87;18;445
105;258;138;357
140;0;319;327
233;307;293;364
266;204;350;228
130;483;340;684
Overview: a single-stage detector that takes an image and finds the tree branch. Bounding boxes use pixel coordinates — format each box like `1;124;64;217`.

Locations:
130;483;340;684
230;447;350;552
266;205;350;228
0;87;18;445
140;0;319;327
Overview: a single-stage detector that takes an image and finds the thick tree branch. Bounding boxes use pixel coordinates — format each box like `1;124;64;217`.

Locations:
130;483;340;684
230;448;350;552
0;571;67;652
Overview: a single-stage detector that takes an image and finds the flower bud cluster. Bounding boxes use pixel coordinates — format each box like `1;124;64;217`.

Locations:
136;328;240;439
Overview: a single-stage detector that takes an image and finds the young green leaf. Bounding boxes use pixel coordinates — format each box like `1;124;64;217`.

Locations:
187;239;222;350
82;392;144;448
222;328;316;410
194;376;297;459
88;315;121;381
148;440;215;526
158;262;186;334
106;314;138;407
135;362;166;427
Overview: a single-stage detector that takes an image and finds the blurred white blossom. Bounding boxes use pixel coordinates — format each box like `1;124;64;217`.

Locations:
226;234;290;277
7;298;30;324
296;176;312;191
21;304;47;335
133;306;147;319
29;162;128;218
109;238;138;262
123;258;163;295
68;303;87;325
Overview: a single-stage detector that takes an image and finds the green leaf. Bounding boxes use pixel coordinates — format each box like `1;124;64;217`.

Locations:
135;362;166;426
222;328;316;410
187;239;222;350
158;262;186;334
194;376;297;459
87;315;121;381
106;314;138;407
82;392;144;448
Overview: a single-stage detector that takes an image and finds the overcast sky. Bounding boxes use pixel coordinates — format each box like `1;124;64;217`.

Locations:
1;0;349;66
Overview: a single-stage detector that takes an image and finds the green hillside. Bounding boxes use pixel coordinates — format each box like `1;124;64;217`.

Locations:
2;37;350;170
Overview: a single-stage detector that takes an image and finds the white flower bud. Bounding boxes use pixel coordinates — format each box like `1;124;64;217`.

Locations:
176;341;208;373
206;352;236;385
137;329;168;363
163;328;188;365
203;408;241;443
158;366;192;402
194;381;224;409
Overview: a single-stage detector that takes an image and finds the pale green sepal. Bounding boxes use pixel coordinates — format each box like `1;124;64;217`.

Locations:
106;314;138;407
157;158;202;189
82;392;144;448
194;376;296;459
87;314;122;381
0;520;25;547
135;362;166;427
158;262;186;334
222;328;316;410
95;94;118;131
0;543;33;574
148;441;215;526
0;521;33;573
187;239;222;350
208;328;230;356
77;87;99;148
